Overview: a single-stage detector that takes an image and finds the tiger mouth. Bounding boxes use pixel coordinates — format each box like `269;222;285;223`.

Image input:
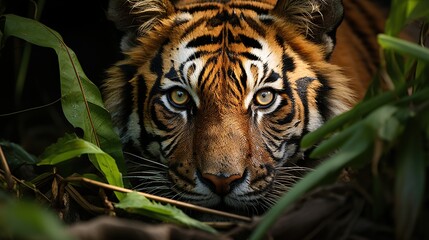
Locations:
168;170;274;211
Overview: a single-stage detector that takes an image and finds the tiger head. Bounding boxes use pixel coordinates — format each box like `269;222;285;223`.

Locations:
103;0;357;216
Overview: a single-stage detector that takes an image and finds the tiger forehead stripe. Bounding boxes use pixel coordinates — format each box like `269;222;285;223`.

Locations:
176;1;273;13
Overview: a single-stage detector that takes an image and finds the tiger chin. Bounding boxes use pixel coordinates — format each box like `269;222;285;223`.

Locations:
103;0;361;218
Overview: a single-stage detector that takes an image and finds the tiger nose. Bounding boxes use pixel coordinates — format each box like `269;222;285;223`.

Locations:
201;173;243;196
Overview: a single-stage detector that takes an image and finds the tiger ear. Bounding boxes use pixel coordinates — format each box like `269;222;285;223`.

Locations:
108;0;176;50
273;0;344;57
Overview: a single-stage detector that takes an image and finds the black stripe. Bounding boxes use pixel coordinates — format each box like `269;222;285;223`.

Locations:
150;40;169;76
186;50;218;62
239;63;248;93
186;34;222;48
238;34;262;49
229;3;269;15
276;78;295;125
136;75;152;150
162;133;181;158
228;13;241;27
165;67;180;83
259;16;274;25
207;10;226;27
315;73;332;122
227;67;242;94
275;34;283;46
181;17;206;39
150;99;174;132
267;99;291;125
282;54;296;73
296;77;315;132
272;98;294;126
262;134;284;162
240;52;260;61
181;4;220;14
198;56;218;90
242;15;266;37
264;71;281;84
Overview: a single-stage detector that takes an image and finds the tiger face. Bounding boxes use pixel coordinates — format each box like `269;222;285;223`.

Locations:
104;0;357;215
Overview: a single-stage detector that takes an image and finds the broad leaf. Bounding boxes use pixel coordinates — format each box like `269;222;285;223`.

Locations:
115;192;217;234
0;200;73;240
0;140;38;170
39;134;124;200
2;14;126;173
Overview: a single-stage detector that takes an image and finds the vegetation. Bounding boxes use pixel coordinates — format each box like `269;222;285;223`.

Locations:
0;0;428;239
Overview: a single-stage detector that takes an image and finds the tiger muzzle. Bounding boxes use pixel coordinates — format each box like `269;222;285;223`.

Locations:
194;112;249;195
201;172;244;196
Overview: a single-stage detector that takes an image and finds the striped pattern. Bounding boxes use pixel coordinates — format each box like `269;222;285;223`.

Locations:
103;0;382;215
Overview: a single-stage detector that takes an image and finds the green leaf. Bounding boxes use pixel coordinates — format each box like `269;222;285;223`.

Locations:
88;153;124;199
0;140;38;170
378;116;403;142
301;91;396;149
251;127;374;240
39;134;125;200
39;134;101;165
311;105;399;162
0;200;73;240
309;122;361;158
407;1;429;24
378;34;429;63
364;105;398;131
386;0;429;36
115;192;217;234
2;14;126;173
394;120;426;240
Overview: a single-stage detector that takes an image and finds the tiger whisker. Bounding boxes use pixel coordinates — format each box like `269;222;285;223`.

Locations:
124;152;168;168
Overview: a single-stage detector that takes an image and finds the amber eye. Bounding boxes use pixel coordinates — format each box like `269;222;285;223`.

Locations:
169;88;190;107
254;89;275;107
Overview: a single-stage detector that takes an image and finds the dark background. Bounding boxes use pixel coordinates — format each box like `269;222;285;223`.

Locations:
0;0;123;156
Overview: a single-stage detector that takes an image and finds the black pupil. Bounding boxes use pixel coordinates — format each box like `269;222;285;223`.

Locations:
177;90;184;98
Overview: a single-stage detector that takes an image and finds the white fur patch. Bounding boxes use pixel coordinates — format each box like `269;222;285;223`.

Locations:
243;39;283;109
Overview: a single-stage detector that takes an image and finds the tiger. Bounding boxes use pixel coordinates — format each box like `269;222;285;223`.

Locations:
102;0;385;217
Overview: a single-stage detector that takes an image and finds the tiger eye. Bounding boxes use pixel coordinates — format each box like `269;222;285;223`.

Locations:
255;89;275;107
169;88;190;106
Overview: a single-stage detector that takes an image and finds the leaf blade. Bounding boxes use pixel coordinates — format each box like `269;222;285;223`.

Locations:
2;14;126;173
115;192;217;234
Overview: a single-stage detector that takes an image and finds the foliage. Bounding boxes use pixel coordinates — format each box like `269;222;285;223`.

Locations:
2;14;126;173
38;134;125;200
0;0;428;239
0;10;212;237
0;195;74;240
250;0;429;239
115;192;217;234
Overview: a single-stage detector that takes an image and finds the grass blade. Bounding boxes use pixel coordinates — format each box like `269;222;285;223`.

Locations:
250;127;374;240
378;34;429;62
301;91;396;149
394;120;425;240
